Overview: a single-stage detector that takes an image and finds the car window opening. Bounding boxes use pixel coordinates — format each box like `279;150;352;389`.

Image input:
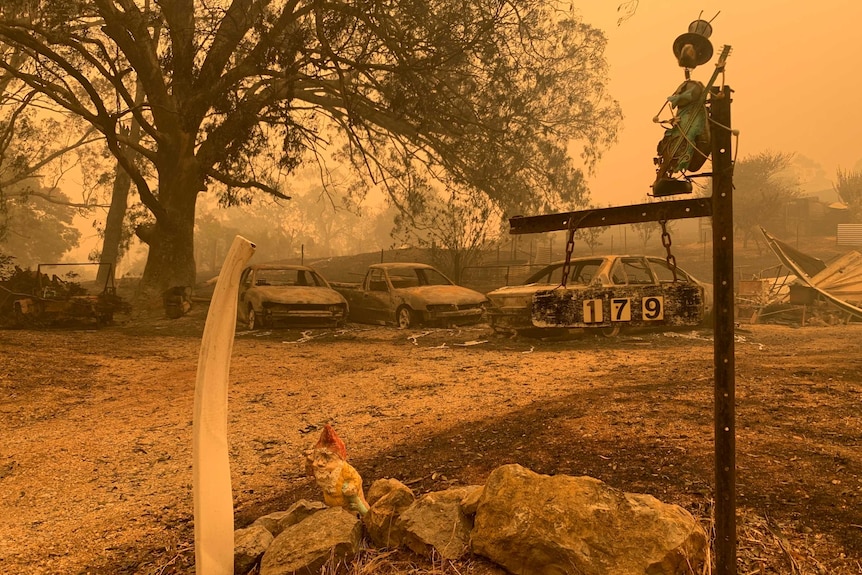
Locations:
650;258;692;283
611;258;654;285
416;268;452;287
389;270;420;289
255;269;323;287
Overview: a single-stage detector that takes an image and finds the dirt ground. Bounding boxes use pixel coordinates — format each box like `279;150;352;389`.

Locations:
1;304;861;575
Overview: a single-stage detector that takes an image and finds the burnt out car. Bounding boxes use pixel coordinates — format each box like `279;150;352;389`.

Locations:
10;262;128;327
332;263;488;328
486;255;712;334
237;264;348;330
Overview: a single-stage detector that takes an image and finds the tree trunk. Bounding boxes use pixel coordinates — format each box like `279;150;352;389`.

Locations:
99;79;146;288
452;250;462;284
138;212;197;296
96;164;131;287
138;153;201;297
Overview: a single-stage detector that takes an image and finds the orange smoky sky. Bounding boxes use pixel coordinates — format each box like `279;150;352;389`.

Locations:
574;1;862;205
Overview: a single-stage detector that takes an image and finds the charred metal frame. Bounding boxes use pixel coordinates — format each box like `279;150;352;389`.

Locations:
508;86;737;574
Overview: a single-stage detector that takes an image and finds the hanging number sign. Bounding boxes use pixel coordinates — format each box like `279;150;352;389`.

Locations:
532;285;697;329
570;295;665;324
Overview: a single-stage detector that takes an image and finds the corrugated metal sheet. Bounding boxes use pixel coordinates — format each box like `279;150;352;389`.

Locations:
810;250;862;303
837;224;862;246
762;227;862;318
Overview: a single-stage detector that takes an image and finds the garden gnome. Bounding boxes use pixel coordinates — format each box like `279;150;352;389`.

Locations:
304;424;369;515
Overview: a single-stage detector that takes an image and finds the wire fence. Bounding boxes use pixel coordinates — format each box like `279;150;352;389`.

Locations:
459;263;552;294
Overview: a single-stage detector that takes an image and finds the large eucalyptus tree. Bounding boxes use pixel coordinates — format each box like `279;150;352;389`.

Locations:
0;0;620;293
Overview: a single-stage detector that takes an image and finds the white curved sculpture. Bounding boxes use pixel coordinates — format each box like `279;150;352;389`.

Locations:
193;236;256;575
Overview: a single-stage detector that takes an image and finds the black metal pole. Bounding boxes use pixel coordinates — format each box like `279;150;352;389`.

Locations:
502;82;738;575
710;84;737;575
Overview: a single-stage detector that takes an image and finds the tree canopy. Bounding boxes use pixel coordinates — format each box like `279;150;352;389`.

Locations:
731;151;800;247
834;168;862;222
0;40;97;268
0;0;621;293
391;182;503;283
0;183;82;267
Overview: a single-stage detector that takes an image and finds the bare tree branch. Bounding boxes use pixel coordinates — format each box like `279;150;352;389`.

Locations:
206;168;292;200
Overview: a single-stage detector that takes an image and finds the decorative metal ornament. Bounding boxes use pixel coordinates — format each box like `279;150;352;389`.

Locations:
672;19;714;68
651;15;729;197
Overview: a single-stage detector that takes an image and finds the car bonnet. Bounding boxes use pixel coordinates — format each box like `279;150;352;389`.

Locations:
396;284;487;304
249;286;346;305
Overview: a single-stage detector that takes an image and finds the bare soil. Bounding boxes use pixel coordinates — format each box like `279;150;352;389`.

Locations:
1;305;861;574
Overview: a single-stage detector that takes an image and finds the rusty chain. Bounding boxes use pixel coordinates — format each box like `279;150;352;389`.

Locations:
659;219;678;282
559;217;577;288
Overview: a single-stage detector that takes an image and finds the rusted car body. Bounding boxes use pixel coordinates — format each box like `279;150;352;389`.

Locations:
331;263;488;328
486;255;712;333
237;264;348;330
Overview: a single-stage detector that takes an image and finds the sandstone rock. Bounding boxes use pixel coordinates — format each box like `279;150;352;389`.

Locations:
253;500;326;536
459;485;484;515
367;477;411;506
471;464;707;575
364;478;415;548
234;523;273;575
259;507;362;575
399;487;475;560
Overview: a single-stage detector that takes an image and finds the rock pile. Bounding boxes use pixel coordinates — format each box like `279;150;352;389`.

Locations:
234;464;707;575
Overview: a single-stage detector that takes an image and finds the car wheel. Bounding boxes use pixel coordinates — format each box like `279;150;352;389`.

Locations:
247;307;263;330
13;303;26;328
396;306;414;329
601;325;621;338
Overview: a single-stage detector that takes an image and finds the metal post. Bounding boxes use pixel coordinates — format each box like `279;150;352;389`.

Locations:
503;83;738;575
710;84;737;575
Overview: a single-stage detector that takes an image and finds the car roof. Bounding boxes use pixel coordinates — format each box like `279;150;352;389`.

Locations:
531;255;695;278
370;262;435;270
540;255;656;265
247;264;316;272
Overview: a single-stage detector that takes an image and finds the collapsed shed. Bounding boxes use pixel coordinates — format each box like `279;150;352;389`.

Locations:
746;228;862;324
